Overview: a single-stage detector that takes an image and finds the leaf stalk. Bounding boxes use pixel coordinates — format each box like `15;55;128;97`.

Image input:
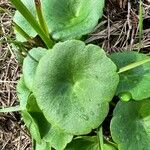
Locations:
10;0;54;49
118;57;150;74
34;0;50;38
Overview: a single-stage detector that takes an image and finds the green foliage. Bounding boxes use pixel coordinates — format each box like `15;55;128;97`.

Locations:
14;40;150;149
110;51;150;100
65;136;117;150
13;0;36;42
16;40;119;149
18;82;73;149
35;141;51;150
17;76;31;109
33;40;119;135
23;48;47;91
110;99;150;150
13;0;104;41
11;0;53;48
6;1;150;149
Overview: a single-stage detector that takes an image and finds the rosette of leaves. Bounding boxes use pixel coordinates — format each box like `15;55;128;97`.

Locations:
110;99;150;150
17;40;119;149
13;0;105;41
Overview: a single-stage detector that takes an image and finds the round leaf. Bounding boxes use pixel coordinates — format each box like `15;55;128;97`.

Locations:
110;51;150;100
13;0;104;41
110;99;150;150
23;48;47;91
42;0;105;40
34;40;119;135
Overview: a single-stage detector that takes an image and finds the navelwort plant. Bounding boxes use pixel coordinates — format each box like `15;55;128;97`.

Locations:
1;0;150;149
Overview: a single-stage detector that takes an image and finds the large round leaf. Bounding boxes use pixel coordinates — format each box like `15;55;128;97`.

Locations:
110;51;150;100
110;99;150;150
34;40;119;135
13;0;104;41
42;0;105;40
23;48;47;91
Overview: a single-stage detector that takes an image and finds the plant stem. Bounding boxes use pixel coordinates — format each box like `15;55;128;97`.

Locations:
103;137;118;149
14;22;32;41
118;57;150;74
10;0;54;49
34;0;50;38
97;126;104;150
0;106;21;113
138;0;143;52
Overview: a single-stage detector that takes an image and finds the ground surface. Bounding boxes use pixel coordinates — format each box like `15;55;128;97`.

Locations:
0;0;150;149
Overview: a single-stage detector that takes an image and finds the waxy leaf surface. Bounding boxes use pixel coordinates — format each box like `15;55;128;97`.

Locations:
110;99;150;150
34;40;119;135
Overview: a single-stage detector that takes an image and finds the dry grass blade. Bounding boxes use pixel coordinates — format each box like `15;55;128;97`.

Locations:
0;0;31;149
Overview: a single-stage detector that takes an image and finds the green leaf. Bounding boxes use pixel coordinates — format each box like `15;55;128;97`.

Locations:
13;0;104;41
35;141;51;150
103;143;117;150
22;110;42;143
65;136;117;150
110;99;150;150
22;94;50;143
44;126;73;150
110;51;150;100
65;136;99;150
11;0;53;48
34;40;119;135
17;76;31;109
23;94;72;149
42;0;105;40
13;0;36;42
23;48;47;91
26;95;51;138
